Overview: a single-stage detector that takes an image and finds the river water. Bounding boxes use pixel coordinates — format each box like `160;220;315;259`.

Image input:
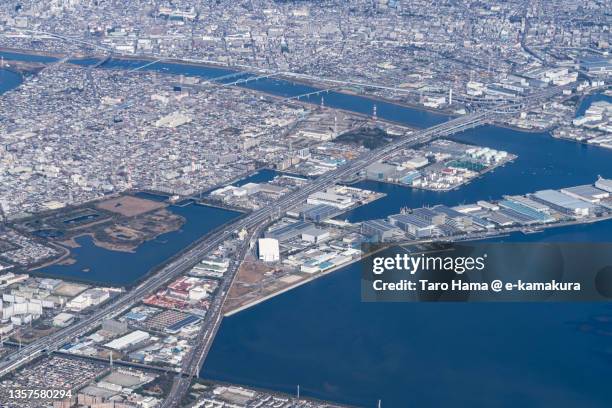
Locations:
0;67;22;94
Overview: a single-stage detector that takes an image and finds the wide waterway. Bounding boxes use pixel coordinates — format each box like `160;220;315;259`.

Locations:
200;96;612;406
2;52;612;407
0;67;23;94
200;89;611;407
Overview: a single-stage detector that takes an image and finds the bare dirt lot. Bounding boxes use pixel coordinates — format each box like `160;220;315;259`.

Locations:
96;196;166;217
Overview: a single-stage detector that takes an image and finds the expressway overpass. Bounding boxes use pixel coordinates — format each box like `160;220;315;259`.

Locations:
160;227;260;408
157;87;564;406
0;85;569;385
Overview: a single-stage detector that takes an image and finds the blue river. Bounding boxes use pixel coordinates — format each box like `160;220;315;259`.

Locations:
66;56;450;129
0;68;23;94
200;89;611;407
1;52;612;407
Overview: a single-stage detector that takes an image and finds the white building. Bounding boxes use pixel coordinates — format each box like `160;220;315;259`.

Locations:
66;288;110;312
53;312;75;328
307;191;353;209
258;238;280;262
301;228;330;243
105;330;150;351
595;177;612;193
402;156;429;170
0;273;28;288
0;323;13;336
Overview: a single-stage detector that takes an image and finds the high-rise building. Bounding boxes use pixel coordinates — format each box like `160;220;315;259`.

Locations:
258;238;280;262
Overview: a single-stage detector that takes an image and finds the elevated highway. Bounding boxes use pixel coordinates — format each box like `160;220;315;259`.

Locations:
0;85;569;387
159;85;571;406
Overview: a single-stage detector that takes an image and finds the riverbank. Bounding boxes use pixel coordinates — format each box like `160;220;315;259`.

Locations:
551;132;612;151
224;210;612;316
3;47;581;138
0;67;24;95
0;46;64;59
203;216;612;408
0;59;44;75
0;47;453;122
224;249;382;318
367;151;518;193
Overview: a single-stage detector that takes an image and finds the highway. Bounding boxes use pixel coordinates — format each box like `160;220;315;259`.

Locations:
159;85;572;408
161;226;260;408
0;85;570;393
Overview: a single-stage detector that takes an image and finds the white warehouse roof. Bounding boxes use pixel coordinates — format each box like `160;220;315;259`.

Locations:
105;330;150;351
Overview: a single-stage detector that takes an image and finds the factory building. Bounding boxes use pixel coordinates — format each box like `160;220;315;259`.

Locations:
191;257;230;278
399;170;422;185
307;190;353;209
66;288;111;312
365;162;397;181
503;195;551;213
200;258;230;270
531;190;596;216
258;238;280;262
0;323;14;336
0;273;29;288
580;58;612;76
595;177;612;193
301;227;330;243
411;207;447;225
468;215;496;229
389;214;436;238
561;185;609;203
361;219;401;242
1;301;43;322
102;319;129;335
105;330;150;351
53;312;75;328
300;204;339;222
499;200;554;223
496;206;547;225
265;221;313;241
485;211;516;227
165;315;201;334
401;156;429;170
431;205;474;229
477;200;500;211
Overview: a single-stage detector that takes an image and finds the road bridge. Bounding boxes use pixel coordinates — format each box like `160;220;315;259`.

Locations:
0;85;570;388
282;87;341;102
128;58;165;72
222;71;281;87
158;84;571;406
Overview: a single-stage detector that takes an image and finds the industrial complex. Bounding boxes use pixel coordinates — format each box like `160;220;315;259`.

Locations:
0;0;610;407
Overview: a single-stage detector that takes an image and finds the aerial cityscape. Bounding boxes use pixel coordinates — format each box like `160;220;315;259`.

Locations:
0;0;610;407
